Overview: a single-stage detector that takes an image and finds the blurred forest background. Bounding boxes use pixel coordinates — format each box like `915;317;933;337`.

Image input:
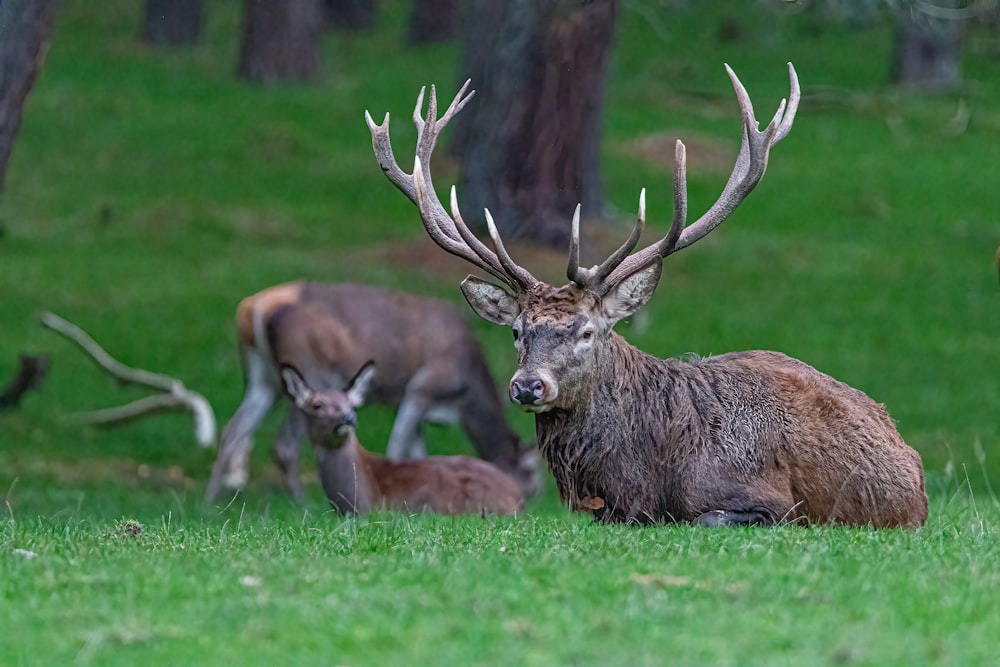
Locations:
2;0;999;514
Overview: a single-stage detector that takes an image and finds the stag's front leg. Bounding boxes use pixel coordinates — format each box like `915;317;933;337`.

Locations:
691;498;793;527
693;509;776;527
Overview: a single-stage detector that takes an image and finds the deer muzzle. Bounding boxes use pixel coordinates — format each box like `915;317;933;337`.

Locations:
509;372;558;412
333;413;357;436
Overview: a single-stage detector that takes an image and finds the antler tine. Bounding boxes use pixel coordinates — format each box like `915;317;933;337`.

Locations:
670;62;799;254
413;81;475;174
365;109;417;202
411;83;526;281
412;85;427;134
568;193;649;289
440;79;476;124
566;204;582;284
773;62;800;143
371;82;540;294
484;208;539;291
449;185;528;289
412;156;513;284
599;142;687;289
367;82;476;240
594;189;647;282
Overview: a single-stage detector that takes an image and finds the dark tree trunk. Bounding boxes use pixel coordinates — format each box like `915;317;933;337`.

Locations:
451;0;619;248
141;0;204;45
238;0;324;84
0;0;57;195
890;5;965;89
322;0;376;30
407;0;456;44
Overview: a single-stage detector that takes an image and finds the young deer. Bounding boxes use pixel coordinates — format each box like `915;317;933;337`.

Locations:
281;361;524;516
205;281;539;502
365;67;928;528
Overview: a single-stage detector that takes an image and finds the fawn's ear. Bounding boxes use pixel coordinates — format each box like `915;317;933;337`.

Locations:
346;360;377;408
460;275;519;326
601;262;662;325
280;365;311;404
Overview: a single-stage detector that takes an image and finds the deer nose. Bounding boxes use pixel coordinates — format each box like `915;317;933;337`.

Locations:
510;378;546;405
335;413;357;433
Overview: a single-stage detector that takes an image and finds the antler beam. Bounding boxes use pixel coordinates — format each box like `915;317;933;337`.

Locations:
366;81;539;293
571;62;800;294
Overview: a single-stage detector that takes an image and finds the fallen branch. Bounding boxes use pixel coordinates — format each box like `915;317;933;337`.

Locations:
40;311;216;446
0;354;50;409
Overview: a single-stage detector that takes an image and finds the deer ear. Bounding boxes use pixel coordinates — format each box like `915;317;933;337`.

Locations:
460;275;519;326
280;366;311;403
602;261;662;324
346;361;376;408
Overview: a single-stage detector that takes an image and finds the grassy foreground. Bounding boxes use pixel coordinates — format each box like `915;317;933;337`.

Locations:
2;1;1000;664
2;491;999;666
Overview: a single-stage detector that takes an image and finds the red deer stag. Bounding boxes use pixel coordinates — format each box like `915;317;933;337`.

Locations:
365;67;928;528
281;361;524;515
205;282;539;502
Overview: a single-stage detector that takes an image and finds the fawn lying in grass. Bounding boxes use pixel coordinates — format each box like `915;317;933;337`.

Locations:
281;361;524;516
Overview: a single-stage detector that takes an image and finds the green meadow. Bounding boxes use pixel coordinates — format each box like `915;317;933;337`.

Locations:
2;1;999;664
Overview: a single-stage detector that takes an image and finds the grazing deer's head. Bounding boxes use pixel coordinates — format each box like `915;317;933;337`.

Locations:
366;65;799;414
281;362;377;445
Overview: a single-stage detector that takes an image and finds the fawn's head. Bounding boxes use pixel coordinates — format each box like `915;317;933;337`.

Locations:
281;361;376;446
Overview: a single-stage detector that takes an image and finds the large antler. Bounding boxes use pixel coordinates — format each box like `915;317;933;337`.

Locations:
570;62;800;294
365;81;539;293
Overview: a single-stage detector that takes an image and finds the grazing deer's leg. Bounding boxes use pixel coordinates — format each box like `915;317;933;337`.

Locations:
386;366;461;461
385;395;429;461
274;407;307;501
206;355;278;501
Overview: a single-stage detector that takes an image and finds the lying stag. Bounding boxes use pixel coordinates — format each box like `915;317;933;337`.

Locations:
366;66;928;528
282;361;524;515
205;281;539;502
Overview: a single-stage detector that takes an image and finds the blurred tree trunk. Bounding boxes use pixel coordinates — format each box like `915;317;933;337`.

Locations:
141;0;204;45
451;0;619;248
407;0;456;44
323;0;376;30
890;4;965;89
238;0;324;84
0;0;57;195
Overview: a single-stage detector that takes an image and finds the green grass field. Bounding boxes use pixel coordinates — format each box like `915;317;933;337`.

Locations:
2;1;1000;664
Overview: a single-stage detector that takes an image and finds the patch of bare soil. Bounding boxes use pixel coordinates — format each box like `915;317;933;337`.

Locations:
12;456;320;493
345;233;581;287
616;129;736;175
16;458;196;489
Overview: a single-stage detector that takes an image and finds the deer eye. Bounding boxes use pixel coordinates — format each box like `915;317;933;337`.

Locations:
580;328;594;341
311;400;323;411
512;327;520;342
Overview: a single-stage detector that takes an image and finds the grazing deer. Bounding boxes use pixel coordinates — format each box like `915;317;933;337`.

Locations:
365;67;929;528
281;361;524;515
205;282;539;502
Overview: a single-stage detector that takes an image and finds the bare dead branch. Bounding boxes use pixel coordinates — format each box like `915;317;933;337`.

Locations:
40;311;216;446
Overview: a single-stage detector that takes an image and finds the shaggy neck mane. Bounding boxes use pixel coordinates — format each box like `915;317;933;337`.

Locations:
534;331;669;523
